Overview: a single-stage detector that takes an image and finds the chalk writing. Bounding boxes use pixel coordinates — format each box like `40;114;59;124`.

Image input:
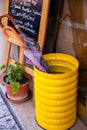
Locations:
9;0;43;40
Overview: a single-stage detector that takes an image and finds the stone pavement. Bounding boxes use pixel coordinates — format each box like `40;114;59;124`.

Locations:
0;88;23;130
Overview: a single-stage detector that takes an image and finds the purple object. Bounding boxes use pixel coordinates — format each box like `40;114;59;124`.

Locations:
20;33;50;72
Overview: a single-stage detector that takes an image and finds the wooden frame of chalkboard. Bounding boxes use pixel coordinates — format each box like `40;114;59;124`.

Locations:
3;0;50;76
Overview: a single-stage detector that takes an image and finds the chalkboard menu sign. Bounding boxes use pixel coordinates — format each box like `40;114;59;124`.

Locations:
8;0;43;41
4;0;50;50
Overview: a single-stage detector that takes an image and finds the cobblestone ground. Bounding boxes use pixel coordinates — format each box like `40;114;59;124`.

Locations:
0;89;23;130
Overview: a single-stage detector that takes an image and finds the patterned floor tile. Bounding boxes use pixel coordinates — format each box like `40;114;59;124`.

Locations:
0;89;23;130
0;115;21;130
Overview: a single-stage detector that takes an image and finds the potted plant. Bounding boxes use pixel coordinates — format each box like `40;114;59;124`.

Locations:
0;62;32;103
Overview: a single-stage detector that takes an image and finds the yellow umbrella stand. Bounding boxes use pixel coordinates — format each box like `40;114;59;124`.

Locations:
34;53;79;130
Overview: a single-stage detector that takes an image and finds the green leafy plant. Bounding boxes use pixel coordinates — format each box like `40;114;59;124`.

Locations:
0;62;25;94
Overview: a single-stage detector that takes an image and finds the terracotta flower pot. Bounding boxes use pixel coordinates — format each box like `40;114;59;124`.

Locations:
2;74;32;103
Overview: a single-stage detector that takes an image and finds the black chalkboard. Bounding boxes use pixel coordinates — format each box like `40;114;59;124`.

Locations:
8;0;43;41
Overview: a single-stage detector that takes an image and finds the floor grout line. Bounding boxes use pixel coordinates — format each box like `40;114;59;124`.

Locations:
0;114;11;119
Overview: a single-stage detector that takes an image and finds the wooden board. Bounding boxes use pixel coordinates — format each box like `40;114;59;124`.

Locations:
55;0;87;69
3;0;50;76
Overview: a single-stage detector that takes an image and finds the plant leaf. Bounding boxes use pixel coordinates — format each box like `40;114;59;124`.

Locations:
0;64;6;70
16;73;22;80
12;82;20;94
